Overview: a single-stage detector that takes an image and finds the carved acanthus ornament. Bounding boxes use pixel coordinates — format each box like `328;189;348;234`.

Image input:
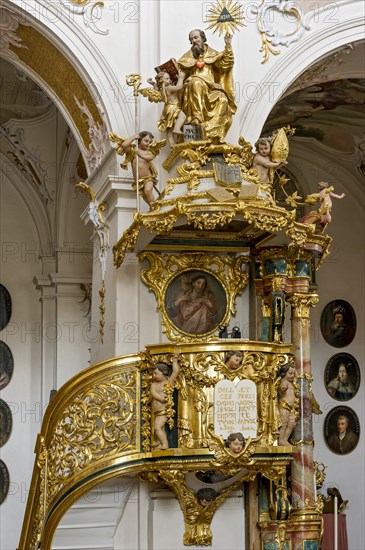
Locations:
286;220;316;247
289;293;319;318
243;204;295;232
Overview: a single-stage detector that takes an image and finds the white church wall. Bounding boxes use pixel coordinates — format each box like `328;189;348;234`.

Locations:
113;482;246;550
0;178;43;550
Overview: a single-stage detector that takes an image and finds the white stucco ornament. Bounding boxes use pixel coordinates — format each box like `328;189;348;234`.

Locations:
60;0;109;35
0;6;29;61
74;96;109;170
252;0;310;63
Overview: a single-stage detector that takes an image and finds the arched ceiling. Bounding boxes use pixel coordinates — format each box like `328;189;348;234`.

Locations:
263;40;365;198
0;55;90;251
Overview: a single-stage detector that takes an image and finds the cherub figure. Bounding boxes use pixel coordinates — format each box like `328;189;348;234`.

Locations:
142;71;186;147
224;350;243;371
252;137;287;184
109;131;166;207
225;432;245;454
151;353;180;450
278;363;297;446
301;181;345;233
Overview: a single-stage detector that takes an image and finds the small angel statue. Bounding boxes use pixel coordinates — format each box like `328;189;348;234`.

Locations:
109;131;166;207
252;137;287;184
140;70;186;147
300;181;345;233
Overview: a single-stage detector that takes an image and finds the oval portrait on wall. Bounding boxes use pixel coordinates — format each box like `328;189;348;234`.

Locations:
324;353;360;401
164;270;228;336
0;285;12;331
0;460;10;505
324;406;360;455
320;300;356;348
0;341;14;390
0;399;13;448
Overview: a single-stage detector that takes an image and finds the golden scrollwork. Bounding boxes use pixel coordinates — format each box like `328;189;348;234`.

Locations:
141;369;153;452
243;205;295;232
260;298;271;317
253;0;309;64
113;217;141;267
314;461;326;490
290;439;314;446
274;523;288;550
139;251;249;342
142;213;177;234
287;220;316;247
288;293;319;318
47;371;137;502
184;210;236;230
29;436;48;550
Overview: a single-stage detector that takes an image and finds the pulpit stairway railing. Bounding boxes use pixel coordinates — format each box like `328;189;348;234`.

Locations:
18;340;294;550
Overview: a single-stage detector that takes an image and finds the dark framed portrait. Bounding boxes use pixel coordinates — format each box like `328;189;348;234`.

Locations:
0;284;12;331
0;341;14;390
164;269;228;336
324;406;360;455
0;460;10;505
0;399;13;447
324;353;360;401
320;300;356;348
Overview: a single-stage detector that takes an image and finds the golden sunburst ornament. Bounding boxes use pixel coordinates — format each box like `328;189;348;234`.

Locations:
206;0;245;36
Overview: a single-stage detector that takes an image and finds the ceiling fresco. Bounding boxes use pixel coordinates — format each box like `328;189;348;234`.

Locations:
263;78;365;154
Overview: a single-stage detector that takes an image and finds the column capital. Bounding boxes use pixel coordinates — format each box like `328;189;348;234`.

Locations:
288;293;319;318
